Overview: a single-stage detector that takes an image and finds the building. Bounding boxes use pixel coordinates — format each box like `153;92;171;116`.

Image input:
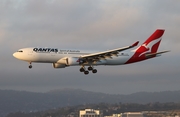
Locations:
79;109;103;117
121;112;144;117
105;112;144;117
104;114;122;117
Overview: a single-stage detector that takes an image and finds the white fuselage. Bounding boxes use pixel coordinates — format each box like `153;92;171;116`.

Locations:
13;48;133;66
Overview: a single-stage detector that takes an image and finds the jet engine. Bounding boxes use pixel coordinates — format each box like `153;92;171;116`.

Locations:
56;57;80;66
66;57;79;66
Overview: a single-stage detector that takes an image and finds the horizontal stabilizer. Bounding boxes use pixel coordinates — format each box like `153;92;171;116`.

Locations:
145;50;170;58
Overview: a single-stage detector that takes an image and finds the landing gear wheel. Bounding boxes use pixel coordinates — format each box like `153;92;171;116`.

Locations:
88;66;93;71
29;65;32;69
92;69;97;73
84;71;89;75
80;67;85;72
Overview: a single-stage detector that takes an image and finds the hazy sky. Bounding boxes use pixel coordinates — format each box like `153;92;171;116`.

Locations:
0;0;180;94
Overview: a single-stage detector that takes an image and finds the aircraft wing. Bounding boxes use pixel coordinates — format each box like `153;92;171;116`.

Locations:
79;41;139;63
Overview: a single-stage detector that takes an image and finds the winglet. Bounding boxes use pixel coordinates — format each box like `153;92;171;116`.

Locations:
131;41;139;47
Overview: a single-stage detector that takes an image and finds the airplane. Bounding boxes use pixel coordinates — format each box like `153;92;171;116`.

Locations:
13;29;169;75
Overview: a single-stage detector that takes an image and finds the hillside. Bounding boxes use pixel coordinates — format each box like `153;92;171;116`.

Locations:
1;89;180;116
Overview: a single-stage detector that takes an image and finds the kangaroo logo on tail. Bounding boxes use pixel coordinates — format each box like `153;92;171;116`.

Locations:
126;29;165;64
138;37;162;57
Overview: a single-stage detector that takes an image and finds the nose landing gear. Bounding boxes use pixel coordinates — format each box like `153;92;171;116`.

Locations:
29;62;32;69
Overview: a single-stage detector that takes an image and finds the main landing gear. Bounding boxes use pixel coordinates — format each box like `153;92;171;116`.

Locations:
79;66;97;75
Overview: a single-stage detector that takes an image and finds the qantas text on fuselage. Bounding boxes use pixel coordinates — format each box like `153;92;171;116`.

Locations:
33;48;81;53
13;29;169;75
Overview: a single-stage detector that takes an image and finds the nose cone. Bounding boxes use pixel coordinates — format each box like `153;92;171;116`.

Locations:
13;52;17;58
13;52;19;59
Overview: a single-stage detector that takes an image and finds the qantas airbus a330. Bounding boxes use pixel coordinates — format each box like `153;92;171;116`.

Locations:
13;29;169;75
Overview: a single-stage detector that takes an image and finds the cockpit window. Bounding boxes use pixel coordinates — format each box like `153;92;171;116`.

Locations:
17;50;23;52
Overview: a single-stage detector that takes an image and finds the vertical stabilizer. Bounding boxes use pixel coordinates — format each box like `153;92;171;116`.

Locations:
126;29;165;64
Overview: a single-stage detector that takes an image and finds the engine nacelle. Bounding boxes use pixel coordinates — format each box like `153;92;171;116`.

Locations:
66;57;79;66
52;63;66;68
56;57;80;66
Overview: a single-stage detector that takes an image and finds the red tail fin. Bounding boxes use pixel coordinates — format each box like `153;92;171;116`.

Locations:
134;29;165;54
126;29;165;64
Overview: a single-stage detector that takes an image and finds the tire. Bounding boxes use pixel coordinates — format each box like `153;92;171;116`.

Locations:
92;69;97;73
88;66;93;71
80;68;85;72
29;65;32;69
84;71;89;75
